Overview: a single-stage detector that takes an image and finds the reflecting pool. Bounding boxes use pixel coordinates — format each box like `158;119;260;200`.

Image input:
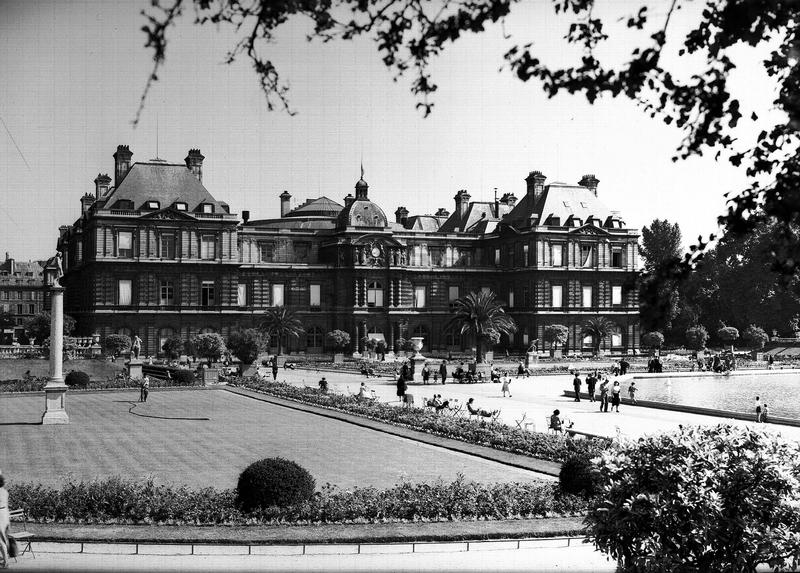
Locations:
629;372;800;420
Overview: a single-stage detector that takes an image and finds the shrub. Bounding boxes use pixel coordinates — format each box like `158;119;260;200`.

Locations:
743;324;769;350
162;336;185;360
171;369;195;385
64;371;90;387
559;454;601;497
103;334;131;357
716;326;739;350
236;458;316;512
192;333;226;365
640;331;664;351
326;330;350;352
543;324;569;351
685;325;709;350
227;329;261;364
587;425;800;572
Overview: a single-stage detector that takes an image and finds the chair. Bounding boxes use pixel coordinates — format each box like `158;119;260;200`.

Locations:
546;415;562;434
8;509;35;561
515;412;536;432
446;399;463;417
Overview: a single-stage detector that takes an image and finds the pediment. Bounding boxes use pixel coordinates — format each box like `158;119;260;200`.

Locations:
568;224;609;236
350;233;406;247
139;208;197;221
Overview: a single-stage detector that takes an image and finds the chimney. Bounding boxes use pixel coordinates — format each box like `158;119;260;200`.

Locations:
344;193;356;207
81;193;95;214
94;173;112;199
524;170;547;205
453;189;471;218
113;145;133;188
242;210;250;224
395;206;409;225
185;149;205;183
578;174;599;196
279;191;292;217
435;207;450;218
500;192;517;208
6;254;13;275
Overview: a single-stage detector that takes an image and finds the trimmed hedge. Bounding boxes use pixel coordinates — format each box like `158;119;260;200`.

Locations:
65;371;90;387
9;475;587;525
230;378;610;464
237;458;316;511
0;374;197;393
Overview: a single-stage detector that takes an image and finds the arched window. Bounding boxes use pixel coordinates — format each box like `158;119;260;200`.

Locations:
200;327;216;334
158;327;176;355
306;326;323;349
367;281;383;307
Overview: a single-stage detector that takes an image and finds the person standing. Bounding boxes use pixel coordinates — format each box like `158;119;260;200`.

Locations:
586;372;597;402
422;364;431;384
599;378;609;412
439;360;448;385
763;403;770;423
501;375;512;397
628;381;637;405
141;375;150;403
396;368;408;403
0;471;9;569
271;357;279;381
572;372;582;402
611;380;622;412
755;396;763;423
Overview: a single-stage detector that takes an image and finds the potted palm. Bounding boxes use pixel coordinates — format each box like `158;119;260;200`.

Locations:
326;330;350;363
259;306;305;366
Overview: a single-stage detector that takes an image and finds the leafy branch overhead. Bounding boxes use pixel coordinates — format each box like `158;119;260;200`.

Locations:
141;0;800;305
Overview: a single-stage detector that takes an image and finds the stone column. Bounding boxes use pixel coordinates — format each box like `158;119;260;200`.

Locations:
42;285;69;424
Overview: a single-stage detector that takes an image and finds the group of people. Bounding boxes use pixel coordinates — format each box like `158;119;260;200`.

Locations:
571;371;633;412
693;352;736;373
755;396;770;423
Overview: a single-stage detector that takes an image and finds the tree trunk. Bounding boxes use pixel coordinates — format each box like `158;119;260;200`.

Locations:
476;337;483;364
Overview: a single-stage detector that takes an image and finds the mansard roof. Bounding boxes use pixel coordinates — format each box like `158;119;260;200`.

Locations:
99;162;226;212
404;215;441;232
502;182;620;228
438;202;508;235
286;196;343;218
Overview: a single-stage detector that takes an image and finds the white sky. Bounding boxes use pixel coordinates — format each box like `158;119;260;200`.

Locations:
0;0;780;260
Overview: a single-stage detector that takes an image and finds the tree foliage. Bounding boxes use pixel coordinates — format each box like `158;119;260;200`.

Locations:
685;325;708;350
326;330;351;352
742;324;769;350
259;306;305;355
445;290;517;363
103;334;131;357
640;219;682;271
640;331;664;350
0;310;14;331
192;333;227;364
543;324;569;350
162;335;185;359
587;425;800;572
23;312;76;343
582;317;613;355
227;328;262;364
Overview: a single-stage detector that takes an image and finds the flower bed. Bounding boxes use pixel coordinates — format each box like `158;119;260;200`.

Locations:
10;476;587;525
230;378;609;463
0;376;199;393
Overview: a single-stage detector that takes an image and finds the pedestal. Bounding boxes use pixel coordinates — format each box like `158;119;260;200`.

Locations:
411;355;427;383
42;285;69;425
525;351;538;368
127;358;143;379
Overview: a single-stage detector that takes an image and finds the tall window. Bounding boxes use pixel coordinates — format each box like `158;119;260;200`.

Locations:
581;244;594;267
28;304;34;314
612;285;623;306
158;327;175;354
159;280;174;306
611;247;624;268
259;242;274;262
237;283;247;307
200;235;216;260
508;290;515;308
309;284;321;307
118;231;133;258
551;285;563;307
306;326;323;348
271;284;284;307
413;285;426;308
160;234;176;259
582;334;594;348
552;244;563;266
448;285;459;303
611;333;623;347
367;281;383;307
118;279;132;305
445;328;462;348
494;248;500;265
412;324;428;340
201;281;215;306
523;244;529;266
582;285;593;308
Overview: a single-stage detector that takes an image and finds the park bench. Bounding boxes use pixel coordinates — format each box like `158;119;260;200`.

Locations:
565;428;608;440
8;508;35;561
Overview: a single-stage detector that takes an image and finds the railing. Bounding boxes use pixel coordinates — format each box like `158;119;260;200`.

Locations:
0;343;100;359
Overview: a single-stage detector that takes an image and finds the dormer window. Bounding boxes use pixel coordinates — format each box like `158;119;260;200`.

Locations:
174;202;187;211
201;203;214;214
115;199;135;210
145;200;160;210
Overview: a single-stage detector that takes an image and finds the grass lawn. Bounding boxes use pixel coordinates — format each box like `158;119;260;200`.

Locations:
0;358;124;381
0;388;542;490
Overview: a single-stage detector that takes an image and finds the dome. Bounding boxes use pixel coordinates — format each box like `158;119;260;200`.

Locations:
355;178;368;190
336;198;388;229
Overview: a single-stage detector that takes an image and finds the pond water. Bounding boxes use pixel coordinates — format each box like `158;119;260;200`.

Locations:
630;372;800;420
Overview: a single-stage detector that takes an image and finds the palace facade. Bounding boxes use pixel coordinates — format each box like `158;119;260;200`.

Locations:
57;145;641;357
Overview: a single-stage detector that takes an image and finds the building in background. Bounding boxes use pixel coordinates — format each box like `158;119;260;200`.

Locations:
0;254;46;342
57;145;641;357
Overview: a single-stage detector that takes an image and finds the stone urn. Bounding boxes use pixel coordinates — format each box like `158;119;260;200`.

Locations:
409;337;426;383
410;337;424;356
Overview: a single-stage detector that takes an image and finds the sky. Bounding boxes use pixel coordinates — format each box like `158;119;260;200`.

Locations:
0;0;781;261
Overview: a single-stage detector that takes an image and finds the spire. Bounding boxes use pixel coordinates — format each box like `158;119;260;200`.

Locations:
355;160;369;199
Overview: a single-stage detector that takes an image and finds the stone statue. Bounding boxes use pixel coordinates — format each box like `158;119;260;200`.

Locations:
132;335;142;359
55;252;64;281
528;339;539;353
399;249;407;266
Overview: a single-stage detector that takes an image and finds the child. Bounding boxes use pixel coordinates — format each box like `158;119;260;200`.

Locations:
501;375;512;397
628;381;637;404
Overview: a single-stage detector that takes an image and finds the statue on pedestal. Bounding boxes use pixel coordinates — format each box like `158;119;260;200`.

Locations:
132;335;142;359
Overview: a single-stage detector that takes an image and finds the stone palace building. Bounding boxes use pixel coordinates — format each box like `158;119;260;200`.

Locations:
56;145;641;357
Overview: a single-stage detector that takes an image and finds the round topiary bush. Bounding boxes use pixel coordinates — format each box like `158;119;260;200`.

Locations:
559;453;601;497
236;458;316;512
64;370;90;388
171;369;195;385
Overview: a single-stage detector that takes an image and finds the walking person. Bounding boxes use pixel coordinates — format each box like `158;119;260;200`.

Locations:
755;396;763;423
271;357;279;381
611;380;622;412
572;372;582;402
599;378;609;412
396;368;408;403
627;381;637;405
501;375;512;397
141;375;150;403
763;403;770;423
586;372;597;402
439;360;448;385
0;471;9;569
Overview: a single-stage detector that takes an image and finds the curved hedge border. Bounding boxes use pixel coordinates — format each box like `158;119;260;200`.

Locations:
0;376;199;393
230;378;609;463
10;476;587;525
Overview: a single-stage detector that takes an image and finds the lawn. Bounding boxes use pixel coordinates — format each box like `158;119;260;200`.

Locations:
0;388;542;490
0;358;124;381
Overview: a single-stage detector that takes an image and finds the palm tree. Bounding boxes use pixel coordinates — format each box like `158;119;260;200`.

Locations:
582;317;614;355
259;306;305;355
445;290;517;363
